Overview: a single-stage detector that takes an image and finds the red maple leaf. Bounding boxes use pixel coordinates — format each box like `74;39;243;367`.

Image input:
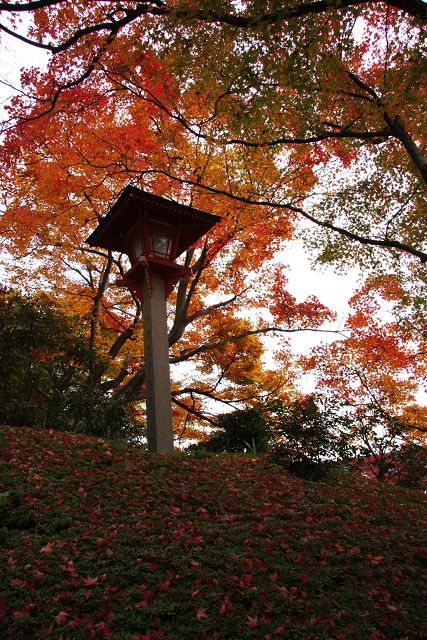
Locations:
83;574;98;586
219;596;231;617
245;615;258;628
137;630;164;639
54;610;69;626
158;578;170;591
94;621;111;635
96;538;108;548
104;585;120;594
239;573;255;587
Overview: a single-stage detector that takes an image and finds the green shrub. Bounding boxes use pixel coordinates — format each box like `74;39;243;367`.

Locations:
0;288;144;442
60;386;146;443
0;288;88;428
187;407;270;454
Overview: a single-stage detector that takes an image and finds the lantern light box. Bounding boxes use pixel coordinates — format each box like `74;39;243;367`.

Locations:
87;186;221;302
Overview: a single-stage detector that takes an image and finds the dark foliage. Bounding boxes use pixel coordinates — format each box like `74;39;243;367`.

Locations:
350;407;427;489
61;387;145;442
187;407;270;454
0;288;144;441
266;395;353;480
0;288;83;428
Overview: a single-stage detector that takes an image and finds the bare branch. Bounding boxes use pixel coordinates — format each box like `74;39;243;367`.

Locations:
173;386;241;409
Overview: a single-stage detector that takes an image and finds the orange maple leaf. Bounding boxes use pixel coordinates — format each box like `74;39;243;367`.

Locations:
293;553;305;564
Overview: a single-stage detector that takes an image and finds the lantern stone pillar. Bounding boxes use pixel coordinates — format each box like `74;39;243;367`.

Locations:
142;273;174;454
86;185;220;454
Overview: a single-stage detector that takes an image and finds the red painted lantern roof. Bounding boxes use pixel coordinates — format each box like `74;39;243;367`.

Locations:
86;185;221;257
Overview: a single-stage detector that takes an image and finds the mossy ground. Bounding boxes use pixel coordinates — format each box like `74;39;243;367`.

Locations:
1;425;426;639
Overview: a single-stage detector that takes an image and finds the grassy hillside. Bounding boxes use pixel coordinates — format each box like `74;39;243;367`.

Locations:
1;425;427;640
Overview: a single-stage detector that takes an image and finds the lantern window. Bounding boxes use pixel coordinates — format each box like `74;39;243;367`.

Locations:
149;230;174;259
132;234;144;261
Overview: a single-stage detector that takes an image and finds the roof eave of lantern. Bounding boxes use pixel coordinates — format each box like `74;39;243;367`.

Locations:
86;185;221;258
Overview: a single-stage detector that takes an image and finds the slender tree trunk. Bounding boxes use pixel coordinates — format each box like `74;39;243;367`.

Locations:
88;252;113;381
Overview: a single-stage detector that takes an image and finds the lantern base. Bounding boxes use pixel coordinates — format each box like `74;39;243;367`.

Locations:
116;256;191;302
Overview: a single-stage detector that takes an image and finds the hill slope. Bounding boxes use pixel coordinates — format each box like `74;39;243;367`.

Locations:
1;425;427;639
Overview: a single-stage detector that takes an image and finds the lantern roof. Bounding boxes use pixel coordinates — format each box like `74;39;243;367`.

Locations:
86;185;221;258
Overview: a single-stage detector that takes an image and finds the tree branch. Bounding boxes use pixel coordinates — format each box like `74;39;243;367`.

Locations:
348;71;427;186
0;2;165;53
1;0;425;54
173;386;242;409
170;326;343;365
97;353;133;392
145;168;427;263
171;396;217;426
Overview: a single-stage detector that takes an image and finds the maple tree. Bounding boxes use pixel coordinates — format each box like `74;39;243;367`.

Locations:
347;407;427;486
0;5;352;437
0;0;426;264
0;95;335;437
300;281;427;433
1;1;427;440
297;280;427;485
2;88;340;432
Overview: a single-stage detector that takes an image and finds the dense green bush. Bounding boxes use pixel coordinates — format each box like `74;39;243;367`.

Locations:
0;288;144;442
187;407;270;454
59;387;145;442
393;442;427;489
0;288;85;428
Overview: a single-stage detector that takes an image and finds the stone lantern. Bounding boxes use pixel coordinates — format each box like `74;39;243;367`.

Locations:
86;185;220;453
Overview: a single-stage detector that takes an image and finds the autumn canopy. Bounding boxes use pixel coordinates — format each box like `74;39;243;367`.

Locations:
0;0;426;449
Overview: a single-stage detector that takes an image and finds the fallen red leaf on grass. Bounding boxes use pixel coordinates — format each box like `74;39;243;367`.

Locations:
196;607;207;620
54;610;68;626
244;615;258;628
